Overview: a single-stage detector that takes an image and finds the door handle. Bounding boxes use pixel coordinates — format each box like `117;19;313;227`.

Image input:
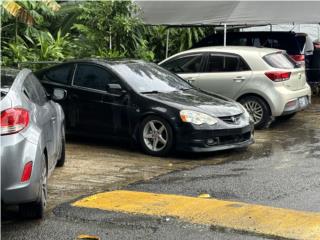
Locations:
51;117;56;121
233;77;245;82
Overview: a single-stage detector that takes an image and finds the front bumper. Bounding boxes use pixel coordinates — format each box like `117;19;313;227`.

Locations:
175;124;254;152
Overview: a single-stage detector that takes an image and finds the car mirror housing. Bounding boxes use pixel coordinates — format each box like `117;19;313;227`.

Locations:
52;88;67;101
107;83;126;95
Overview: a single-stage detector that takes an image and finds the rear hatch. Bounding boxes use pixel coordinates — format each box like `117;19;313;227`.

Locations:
263;51;307;91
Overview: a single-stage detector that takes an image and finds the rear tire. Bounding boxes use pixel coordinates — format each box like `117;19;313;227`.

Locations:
56;126;65;167
239;95;272;129
139;116;173;157
19;153;47;219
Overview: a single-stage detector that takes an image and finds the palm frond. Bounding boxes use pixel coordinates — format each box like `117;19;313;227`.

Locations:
2;0;34;26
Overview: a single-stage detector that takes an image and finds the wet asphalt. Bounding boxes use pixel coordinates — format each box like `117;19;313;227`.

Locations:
1;97;319;240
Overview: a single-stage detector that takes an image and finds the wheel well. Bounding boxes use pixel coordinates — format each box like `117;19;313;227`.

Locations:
237;93;271;113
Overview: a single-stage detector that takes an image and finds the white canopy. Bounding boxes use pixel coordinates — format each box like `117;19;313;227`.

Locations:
136;1;320;26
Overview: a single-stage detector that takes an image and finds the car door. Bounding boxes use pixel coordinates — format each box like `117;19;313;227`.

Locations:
37;63;74;129
71;63;114;135
160;53;205;84
193;52;253;99
100;71;131;138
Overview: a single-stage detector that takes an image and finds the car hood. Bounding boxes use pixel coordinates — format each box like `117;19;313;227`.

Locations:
144;89;243;117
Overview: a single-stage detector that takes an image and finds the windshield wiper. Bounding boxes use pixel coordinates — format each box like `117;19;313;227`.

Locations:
140;90;160;94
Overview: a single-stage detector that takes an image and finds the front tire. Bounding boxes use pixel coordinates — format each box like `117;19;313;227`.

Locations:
20;153;48;219
239;95;272;129
139;116;173;157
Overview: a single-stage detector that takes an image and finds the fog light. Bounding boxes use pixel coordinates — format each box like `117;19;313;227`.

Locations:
206;138;219;146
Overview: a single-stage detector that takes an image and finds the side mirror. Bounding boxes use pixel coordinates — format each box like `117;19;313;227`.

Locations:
106;83;126;95
52;88;67;101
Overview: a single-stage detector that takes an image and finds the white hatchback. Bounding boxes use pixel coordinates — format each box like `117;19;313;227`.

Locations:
159;46;311;129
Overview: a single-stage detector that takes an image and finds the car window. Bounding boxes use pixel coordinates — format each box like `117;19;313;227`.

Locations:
73;64;118;91
229;37;248;46
43;64;73;85
161;54;203;73
206;54;250;72
23;74;48;105
263;52;296;69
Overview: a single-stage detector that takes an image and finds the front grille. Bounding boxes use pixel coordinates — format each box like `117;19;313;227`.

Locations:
219;114;242;124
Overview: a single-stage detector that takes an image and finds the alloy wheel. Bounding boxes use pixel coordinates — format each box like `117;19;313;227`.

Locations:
243;101;263;124
143;120;168;152
41;157;48;209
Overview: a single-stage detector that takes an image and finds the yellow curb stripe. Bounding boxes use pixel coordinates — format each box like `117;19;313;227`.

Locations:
72;190;320;240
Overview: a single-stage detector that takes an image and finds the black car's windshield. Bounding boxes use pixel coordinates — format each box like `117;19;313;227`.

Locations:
111;61;192;93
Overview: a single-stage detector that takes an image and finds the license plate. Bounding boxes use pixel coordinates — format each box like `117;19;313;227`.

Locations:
298;96;308;108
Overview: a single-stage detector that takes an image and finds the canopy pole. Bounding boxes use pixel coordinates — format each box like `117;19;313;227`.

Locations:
166;28;170;58
109;26;112;50
223;24;227;46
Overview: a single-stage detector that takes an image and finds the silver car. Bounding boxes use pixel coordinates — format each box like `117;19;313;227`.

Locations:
160;46;311;129
1;69;66;218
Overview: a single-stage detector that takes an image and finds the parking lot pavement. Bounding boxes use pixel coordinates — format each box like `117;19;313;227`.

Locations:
1;97;319;240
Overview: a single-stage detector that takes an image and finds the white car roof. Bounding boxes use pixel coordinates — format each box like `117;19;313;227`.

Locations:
179;46;282;55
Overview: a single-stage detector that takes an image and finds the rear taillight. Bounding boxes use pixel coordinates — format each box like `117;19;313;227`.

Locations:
0;108;29;135
290;54;305;63
265;71;291;82
21;161;33;182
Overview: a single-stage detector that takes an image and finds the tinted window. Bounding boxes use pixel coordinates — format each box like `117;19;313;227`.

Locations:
263;52;296;69
206;54;250;72
111;62;191;93
73;64;117;91
229;37;248;46
161;54;203;73
23;74;48;105
43;64;73;84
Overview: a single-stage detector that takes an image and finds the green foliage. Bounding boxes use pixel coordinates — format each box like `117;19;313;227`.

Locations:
1;0;208;68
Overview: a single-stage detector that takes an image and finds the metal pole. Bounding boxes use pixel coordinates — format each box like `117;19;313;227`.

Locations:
109;26;112;50
270;24;272;32
223;24;227;46
166;28;170;58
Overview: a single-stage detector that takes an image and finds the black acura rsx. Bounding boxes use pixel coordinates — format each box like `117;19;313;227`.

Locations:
36;59;254;156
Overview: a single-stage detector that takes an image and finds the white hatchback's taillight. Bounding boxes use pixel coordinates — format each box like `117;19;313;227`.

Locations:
0;108;29;135
265;71;291;82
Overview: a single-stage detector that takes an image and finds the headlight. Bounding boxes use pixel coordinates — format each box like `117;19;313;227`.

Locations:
180;110;218;125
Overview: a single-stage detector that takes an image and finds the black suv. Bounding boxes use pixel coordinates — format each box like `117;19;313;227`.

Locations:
192;31;316;83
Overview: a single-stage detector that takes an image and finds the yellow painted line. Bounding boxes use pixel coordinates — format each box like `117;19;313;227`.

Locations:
72;190;320;240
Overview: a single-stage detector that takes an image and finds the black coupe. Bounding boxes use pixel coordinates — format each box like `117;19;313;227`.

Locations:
36;59;254;156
